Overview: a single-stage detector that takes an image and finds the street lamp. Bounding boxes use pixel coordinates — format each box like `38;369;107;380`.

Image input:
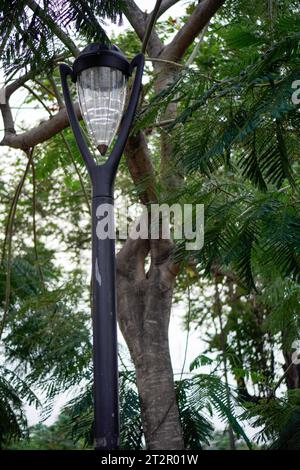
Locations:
59;44;144;451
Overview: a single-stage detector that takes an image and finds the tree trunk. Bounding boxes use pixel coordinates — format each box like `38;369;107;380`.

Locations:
155;65;184;193
114;61;186;450
117;237;184;449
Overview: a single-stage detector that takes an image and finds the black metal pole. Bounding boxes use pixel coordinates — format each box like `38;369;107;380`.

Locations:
92;195;119;450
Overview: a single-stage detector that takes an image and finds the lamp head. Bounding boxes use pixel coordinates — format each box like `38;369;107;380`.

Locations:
73;44;130;155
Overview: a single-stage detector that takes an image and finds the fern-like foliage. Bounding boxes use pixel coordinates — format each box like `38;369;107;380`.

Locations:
0;0;124;76
137;29;300;288
0;366;40;448
64;372;143;450
1;254;91;399
119;371;143;450
169;178;300;289
176;378;214;449
172;39;300;190
184;373;252;449
49;0;124;43
62;370;252;450
241;390;300;449
261;277;300;350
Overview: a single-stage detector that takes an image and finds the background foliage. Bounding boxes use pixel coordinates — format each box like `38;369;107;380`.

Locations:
1;0;300;450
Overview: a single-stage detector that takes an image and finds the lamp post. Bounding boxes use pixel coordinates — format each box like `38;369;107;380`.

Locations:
60;44;144;451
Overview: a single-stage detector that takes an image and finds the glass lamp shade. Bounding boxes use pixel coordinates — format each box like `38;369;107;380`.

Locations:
76;66;127;155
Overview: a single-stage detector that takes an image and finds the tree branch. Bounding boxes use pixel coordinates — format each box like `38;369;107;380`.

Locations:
1;103;81;150
0;101;15;135
117;236;150;281
25;0;80;57
0;71;36;141
162;0;226;61
142;0;163;54
157;0;181;18
125;131;157;205
5;69;37;98
124;0;163;57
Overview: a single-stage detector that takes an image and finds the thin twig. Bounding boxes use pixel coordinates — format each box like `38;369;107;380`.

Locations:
141;0;163;54
214;277;236;450
23;82;91;213
31;156;46;289
34;79;57;98
269;362;295;398
1;191;19;266
268;0;274;27
0;149;34;339
22;84;50;114
180;274;192;381
144;57;183;68
118;353;130;373
60;132;91;214
146;119;175;129
48;76;64;109
186;23;209;67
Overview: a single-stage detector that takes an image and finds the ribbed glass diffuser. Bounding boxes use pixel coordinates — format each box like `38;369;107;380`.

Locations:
77;66;127;155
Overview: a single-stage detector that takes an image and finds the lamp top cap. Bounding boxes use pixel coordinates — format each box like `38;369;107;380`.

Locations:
73;43;131;79
80;43;122;55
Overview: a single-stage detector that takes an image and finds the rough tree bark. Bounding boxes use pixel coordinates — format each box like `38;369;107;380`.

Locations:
117;236;182;449
0;0;226;449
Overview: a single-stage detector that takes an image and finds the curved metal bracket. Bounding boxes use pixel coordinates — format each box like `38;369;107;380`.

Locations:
59;63;96;177
59;53;145;198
